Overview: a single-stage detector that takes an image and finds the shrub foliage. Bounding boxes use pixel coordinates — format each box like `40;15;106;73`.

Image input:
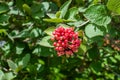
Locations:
0;0;120;80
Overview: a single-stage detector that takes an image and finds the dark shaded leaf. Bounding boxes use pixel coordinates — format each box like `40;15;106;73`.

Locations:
0;3;9;14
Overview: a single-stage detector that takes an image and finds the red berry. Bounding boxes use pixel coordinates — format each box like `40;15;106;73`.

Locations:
51;26;81;57
50;37;55;41
62;42;65;47
65;50;73;55
55;47;59;51
52;32;56;35
58;47;64;51
58;40;62;44
53;42;57;46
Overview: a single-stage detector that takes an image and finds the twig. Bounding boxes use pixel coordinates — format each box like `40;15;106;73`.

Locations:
77;20;90;27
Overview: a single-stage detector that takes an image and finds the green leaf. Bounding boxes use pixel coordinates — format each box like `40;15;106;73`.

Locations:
0;14;9;23
19;54;30;68
107;0;120;15
0;3;9;14
90;61;102;74
60;0;72;18
22;4;31;15
37;36;53;48
44;27;55;36
84;5;111;26
93;0;99;4
0;70;4;80
67;20;87;27
108;57;117;63
22;54;30;68
14;31;29;38
15;65;23;73
67;7;78;20
32;45;53;57
31;2;49;18
38;59;45;65
47;13;56;18
79;43;87;53
55;11;61;18
0;29;7;36
41;2;49;12
43;18;72;23
57;23;70;28
90;36;104;47
105;72;115;80
1;43;11;55
31;3;45;18
12;27;32;38
7;60;17;72
85;24;104;38
30;28;41;38
88;46;100;59
2;72;15;80
115;54;120;61
7;33;14;42
16;0;24;11
79;7;86;13
16;43;25;54
32;46;41;56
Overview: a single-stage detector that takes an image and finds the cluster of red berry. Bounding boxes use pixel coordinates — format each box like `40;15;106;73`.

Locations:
51;26;81;56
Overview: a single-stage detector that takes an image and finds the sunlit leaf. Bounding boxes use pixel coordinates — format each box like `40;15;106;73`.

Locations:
7;60;18;72
43;18;72;23
16;43;25;54
0;70;4;80
85;24;104;38
37;36;53;48
22;4;31;15
44;27;55;36
18;54;30;68
59;0;72;18
107;0;120;15
67;7;78;20
2;72;15;80
84;5;111;26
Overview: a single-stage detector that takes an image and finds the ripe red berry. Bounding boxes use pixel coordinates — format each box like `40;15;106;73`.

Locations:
58;47;64;51
55;47;59;51
51;26;81;57
62;42;65;47
50;37;55;41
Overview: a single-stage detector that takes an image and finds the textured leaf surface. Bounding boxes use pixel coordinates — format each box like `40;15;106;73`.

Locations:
84;5;111;26
0;3;9;14
37;36;53;48
107;0;120;15
85;24;104;38
44;27;55;36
